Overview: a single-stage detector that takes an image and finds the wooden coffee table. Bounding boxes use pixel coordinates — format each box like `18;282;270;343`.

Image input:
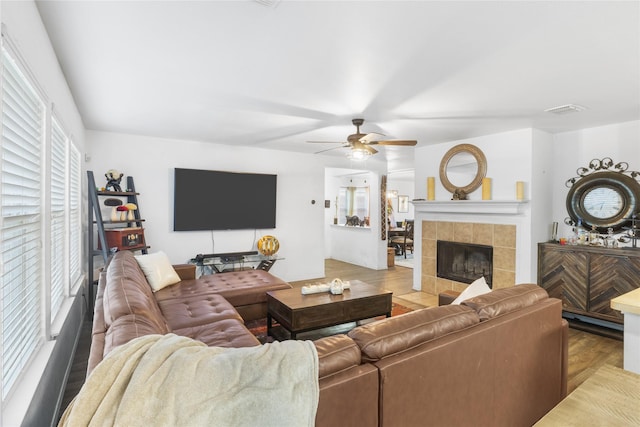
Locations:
266;280;392;339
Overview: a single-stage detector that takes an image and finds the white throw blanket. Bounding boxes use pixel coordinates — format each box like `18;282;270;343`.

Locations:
59;334;319;427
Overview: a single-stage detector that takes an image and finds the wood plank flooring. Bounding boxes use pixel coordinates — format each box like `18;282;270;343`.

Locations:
292;258;430;311
60;258;623;418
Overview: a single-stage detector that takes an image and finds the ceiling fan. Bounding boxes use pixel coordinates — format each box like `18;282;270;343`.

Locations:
307;118;417;159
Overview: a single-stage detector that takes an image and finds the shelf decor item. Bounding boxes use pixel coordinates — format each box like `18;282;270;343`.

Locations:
516;181;525;200
105;169;124;192
330;278;344;295
104;198;123;221
116;205;128;221
482;177;491;200
257;235;280;256
125;203;137;221
427;177;435;200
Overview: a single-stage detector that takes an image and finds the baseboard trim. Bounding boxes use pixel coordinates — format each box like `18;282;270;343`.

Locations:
565;316;623;341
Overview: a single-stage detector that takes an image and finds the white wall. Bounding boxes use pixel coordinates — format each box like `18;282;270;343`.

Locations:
87;131;391;281
413;129;541;287
87;130;331;282
413;122;640;289
530;129;555;270
551;120;640;241
415;128;536;202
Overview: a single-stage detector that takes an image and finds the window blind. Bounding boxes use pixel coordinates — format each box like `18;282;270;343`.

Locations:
68;144;82;289
1;47;44;400
50;118;67;318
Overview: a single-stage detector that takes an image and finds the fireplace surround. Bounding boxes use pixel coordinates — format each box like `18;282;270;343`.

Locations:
418;220;517;294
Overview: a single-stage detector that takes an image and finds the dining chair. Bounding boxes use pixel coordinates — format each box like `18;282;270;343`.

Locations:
391;220;414;258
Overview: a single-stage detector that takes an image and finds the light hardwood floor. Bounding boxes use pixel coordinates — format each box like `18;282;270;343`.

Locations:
296;259;623;393
290;258;437;310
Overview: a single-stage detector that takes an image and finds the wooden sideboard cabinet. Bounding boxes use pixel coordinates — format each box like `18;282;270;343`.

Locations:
538;242;640;324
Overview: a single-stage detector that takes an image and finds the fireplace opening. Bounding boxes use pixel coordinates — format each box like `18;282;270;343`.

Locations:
437;240;493;288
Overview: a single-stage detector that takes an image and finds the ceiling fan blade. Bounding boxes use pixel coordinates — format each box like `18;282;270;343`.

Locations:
368;139;417;146
306;140;346;144
358;132;385;143
314;146;348;154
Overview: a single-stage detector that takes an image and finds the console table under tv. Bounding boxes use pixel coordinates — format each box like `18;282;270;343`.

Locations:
190;251;283;274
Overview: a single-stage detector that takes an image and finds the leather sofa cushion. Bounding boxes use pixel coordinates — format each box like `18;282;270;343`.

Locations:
173;318;260;348
314;334;361;379
348;305;479;362
462;283;548;321
103;252;169;334
158;293;243;330
104;314;169;356
155;269;292;307
92;272;108;336
88;272;108;376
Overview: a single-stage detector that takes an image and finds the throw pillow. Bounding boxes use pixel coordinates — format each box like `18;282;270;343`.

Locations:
451;276;491;305
134;251;181;292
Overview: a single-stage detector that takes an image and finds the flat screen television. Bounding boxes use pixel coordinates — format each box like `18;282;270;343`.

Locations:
173;168;277;231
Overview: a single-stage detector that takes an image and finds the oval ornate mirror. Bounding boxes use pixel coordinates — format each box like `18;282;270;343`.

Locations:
565;160;640;232
439;144;487;198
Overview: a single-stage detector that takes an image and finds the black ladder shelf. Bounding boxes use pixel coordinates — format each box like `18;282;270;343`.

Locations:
87;171;149;314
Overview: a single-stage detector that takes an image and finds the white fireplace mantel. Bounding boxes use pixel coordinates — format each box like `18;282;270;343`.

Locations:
412;200;529;215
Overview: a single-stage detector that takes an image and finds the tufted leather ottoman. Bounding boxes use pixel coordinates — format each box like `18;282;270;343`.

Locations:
155;269;292;321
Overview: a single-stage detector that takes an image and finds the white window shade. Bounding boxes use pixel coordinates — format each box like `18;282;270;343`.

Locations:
50;118;67;318
68;143;82;289
1;47;44;400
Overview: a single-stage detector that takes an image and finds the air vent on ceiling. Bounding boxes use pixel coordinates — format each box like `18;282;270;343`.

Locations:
544;104;587;114
254;0;281;7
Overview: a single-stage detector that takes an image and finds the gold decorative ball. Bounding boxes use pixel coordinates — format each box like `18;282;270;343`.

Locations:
257;235;280;256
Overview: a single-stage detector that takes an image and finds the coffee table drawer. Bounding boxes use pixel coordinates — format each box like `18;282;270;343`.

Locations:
346;295;392;319
292;303;347;330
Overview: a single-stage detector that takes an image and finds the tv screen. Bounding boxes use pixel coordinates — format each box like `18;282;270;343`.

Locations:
173;168;277;231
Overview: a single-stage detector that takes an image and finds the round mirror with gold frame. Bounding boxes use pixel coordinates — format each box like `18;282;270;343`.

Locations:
439;144;487;198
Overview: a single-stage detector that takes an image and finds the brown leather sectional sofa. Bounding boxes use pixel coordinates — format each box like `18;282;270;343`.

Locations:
89;250;568;427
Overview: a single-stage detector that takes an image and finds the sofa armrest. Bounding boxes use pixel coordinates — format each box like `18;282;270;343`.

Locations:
173;264;196;280
438;290;460;306
461;283;548;320
560;318;569;398
314;334;361;379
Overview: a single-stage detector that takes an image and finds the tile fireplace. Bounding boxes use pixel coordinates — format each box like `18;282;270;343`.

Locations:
412;199;530;294
419;220;517;294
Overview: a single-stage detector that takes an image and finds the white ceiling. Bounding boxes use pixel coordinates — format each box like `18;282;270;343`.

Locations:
36;1;640;172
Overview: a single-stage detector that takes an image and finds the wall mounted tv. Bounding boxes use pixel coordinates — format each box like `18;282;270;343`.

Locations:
173;168;277;231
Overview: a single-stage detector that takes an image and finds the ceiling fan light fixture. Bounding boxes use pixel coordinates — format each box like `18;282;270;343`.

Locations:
347;148;371;161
